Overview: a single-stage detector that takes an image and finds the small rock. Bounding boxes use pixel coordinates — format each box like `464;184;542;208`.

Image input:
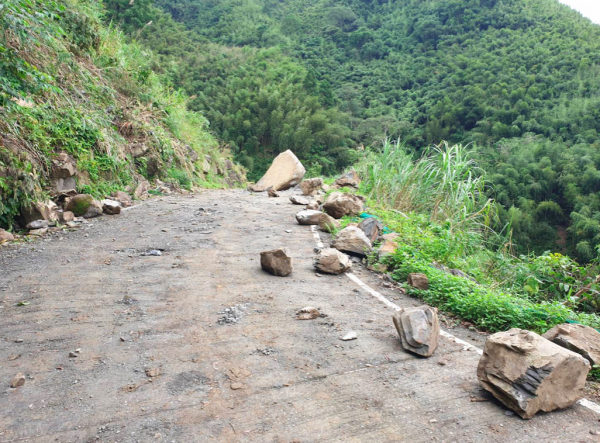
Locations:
267;187;280;198
378;238;398;260
289;195;311;205
542;323;600;366
300;178;324;196
306;201;320;210
318;213;340;233
145;367;161;378
230;382;244;390
331;226;372;256
0;229;15;242
59;211;75;223
295;210;323;225
335;170;361;188
358;217;383;244
10;373;25;388
102;199;122;215
392;305;440;357
297;307;320;320
323;192;365;219
341;331;357;341
113;191;133;207
260;247;293;276
314;248;352;274
26;220;48;230
407;273;429;290
69;351;78;358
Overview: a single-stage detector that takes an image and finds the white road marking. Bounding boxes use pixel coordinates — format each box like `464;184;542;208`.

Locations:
310;224;600;414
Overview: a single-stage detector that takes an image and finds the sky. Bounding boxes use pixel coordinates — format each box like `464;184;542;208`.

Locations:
558;0;600;24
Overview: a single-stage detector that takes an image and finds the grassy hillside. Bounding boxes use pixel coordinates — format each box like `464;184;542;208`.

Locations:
135;0;600;261
0;0;243;229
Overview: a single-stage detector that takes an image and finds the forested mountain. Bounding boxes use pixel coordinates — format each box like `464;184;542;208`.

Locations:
104;0;600;261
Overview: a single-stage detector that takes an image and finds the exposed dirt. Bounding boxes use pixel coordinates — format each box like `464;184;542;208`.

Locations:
1;189;599;442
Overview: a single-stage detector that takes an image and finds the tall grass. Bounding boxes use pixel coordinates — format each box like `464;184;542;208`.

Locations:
357;139;494;233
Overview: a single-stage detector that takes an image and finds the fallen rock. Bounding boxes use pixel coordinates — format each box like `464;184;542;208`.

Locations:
377;239;398;261
51;153;77;191
249;150;305;192
58;211;75;224
300;178;324;196
543;323;600;366
314;248;352;274
407;273;429;290
306;201;320;210
26;220;48;230
113;191;132;207
477;328;590;419
341;331;358;341
331;226;372;256
10;373;25;388
358;217;383;244
392;306;440;357
84;200;103;218
323;192;365;219
335;170;361;188
295;210;323;225
297;307;320;320
260;248;293;276
21;201;58;225
102;199;122;215
267;187;280;198
318;213;340;233
134;181;149;200
65;194;93;216
145;367;161;378
289;195;311;205
0;229;14;242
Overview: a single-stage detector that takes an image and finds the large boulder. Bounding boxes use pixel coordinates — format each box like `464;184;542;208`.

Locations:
0;229;14;242
477;328;590;419
543;323;600;366
331;226;372;256
335;170;361;188
314;248;352;274
392;306;440;357
260;248;293;277
295;210;323;225
21;201;58;225
300;178;324;196
249;150;305;192
323;192;365;219
318;213;340;233
358;217;383;244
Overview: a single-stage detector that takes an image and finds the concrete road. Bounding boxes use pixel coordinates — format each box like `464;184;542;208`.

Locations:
1;189;598;442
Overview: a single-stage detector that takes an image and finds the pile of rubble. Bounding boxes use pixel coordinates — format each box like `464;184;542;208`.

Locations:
253;149;600;421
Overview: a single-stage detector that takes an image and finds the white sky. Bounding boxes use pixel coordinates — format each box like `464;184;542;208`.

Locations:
559;0;600;24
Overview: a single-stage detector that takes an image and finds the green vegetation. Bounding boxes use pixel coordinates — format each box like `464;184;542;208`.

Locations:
0;0;240;229
106;0;600;261
343;141;600;333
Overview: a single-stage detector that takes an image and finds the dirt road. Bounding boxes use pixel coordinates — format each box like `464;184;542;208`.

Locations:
1;189;598;442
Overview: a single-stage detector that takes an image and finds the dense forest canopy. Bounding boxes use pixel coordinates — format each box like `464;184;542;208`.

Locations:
104;0;600;262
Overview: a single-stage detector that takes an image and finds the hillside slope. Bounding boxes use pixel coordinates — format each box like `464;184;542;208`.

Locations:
124;0;600;261
0;0;244;230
